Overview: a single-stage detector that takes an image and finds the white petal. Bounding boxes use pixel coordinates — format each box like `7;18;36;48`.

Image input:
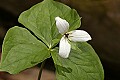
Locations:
68;30;92;42
55;17;69;34
59;36;71;58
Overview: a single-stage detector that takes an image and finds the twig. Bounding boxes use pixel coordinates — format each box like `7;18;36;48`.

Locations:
38;60;46;80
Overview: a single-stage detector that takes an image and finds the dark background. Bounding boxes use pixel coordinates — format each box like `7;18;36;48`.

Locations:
0;0;120;80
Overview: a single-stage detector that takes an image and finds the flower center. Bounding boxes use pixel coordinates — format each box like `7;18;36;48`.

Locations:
64;33;69;38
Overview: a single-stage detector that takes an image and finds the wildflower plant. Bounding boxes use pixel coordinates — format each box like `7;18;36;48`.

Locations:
0;0;104;80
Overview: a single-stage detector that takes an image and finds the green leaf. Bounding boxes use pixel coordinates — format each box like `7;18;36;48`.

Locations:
51;42;104;80
0;26;50;74
18;0;81;47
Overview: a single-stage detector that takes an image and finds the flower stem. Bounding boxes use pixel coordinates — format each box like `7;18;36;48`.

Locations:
38;60;46;80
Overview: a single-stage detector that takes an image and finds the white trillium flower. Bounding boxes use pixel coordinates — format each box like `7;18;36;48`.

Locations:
55;17;92;58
